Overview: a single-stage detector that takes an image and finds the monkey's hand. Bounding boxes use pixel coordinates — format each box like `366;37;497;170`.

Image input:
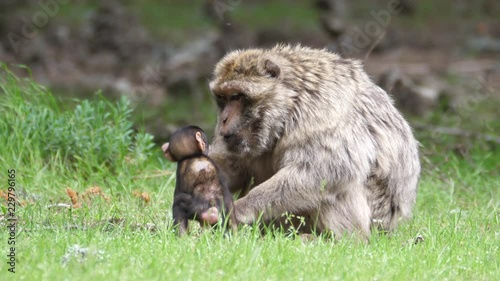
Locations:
233;167;317;224
233;200;257;224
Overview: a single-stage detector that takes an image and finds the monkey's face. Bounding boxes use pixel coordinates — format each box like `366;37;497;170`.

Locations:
210;51;295;157
212;92;253;153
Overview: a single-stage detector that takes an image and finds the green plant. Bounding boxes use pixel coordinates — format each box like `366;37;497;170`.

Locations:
0;64;154;173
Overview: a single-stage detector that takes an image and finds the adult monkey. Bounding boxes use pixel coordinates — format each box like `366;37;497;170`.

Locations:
208;44;420;238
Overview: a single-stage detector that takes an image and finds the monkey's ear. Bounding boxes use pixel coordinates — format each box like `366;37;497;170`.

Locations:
263;59;280;78
195;132;207;154
162;142;176;162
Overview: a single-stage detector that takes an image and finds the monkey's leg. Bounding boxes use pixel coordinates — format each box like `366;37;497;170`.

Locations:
172;206;189;236
316;187;371;238
369;173;419;232
222;205;238;232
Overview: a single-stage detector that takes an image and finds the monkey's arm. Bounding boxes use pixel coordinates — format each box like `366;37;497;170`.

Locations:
234;166;319;224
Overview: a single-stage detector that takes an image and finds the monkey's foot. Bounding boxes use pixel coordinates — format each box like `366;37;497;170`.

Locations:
200;207;219;225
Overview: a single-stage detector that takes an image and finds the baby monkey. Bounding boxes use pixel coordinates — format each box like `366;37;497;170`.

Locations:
162;126;237;236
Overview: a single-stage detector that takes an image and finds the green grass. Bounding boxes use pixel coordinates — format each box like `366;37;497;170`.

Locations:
0;66;499;280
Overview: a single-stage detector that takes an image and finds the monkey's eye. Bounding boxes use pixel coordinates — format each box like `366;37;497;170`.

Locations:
230;93;244;101
214;94;226;109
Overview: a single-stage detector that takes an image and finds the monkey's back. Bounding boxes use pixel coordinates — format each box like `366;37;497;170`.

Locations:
176;156;224;199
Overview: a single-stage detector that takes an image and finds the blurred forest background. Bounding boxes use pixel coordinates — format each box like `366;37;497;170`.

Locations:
0;0;498;144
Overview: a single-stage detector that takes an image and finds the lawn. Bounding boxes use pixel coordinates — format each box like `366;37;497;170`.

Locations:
0;66;498;280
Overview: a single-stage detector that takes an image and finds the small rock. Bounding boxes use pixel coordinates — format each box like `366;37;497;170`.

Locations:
414;235;424;244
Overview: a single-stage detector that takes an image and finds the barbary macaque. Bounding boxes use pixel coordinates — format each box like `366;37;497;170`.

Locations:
162;126;236;236
208;44;421;238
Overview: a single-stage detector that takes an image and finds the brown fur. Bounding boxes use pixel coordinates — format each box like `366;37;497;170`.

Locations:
163;126;237;236
208;44;420;238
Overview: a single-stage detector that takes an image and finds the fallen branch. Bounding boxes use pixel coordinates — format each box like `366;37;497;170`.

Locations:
46;203;71;209
132;170;173;179
413;124;500;144
364;30;386;62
